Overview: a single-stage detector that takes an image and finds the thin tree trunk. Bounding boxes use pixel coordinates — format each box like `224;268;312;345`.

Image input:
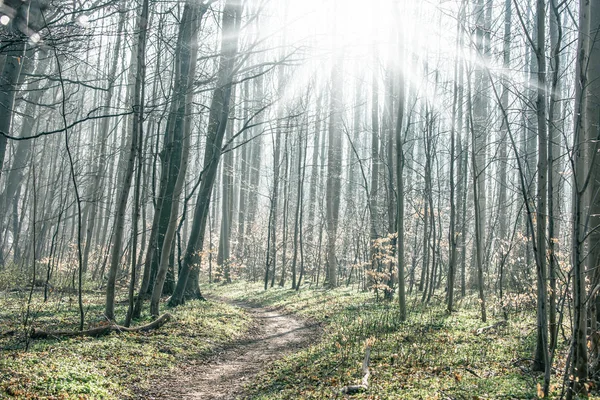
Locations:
325;55;343;288
395;27;406;320
369;62;380;290
547;0;562;354
82;10;126;273
468;78;486;323
105;0;149;321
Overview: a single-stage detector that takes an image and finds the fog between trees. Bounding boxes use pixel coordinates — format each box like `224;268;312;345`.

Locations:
0;0;599;397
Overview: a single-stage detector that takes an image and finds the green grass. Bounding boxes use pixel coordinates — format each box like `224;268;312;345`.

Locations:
2;281;593;399
0;289;252;399
207;281;588;399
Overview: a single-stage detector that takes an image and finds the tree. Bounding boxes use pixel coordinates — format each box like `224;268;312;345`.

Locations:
169;0;242;306
586;0;600;374
105;0;149;322
265;87;282;290
149;0;201;317
369;51;381;291
81;9;126;274
470;0;489;298
217;84;235;284
325;54;343;288
568;0;599;396
447;0;465;314
394;5;407;320
531;0;549;392
496;0;511;314
0;0;46;179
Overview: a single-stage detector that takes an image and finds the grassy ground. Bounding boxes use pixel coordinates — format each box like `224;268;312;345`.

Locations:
0;289;252;399
0;280;590;399
207;281;581;400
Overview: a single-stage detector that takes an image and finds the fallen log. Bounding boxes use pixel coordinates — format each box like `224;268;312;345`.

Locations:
475;320;508;336
30;313;172;339
0;330;17;338
341;342;372;395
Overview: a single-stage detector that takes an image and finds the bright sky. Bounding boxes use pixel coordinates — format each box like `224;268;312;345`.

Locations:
255;0;462;105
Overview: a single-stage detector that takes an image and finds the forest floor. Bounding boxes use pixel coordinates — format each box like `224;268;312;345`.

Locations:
0;288;253;399
0;279;596;399
140;298;319;399
205;282;590;399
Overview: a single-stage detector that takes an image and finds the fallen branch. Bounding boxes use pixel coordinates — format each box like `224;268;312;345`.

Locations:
30;313;172;339
464;367;481;378
0;330;17;338
341;342;372;395
475;320;508;336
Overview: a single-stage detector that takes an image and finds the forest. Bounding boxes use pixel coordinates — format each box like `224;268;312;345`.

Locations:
0;0;599;398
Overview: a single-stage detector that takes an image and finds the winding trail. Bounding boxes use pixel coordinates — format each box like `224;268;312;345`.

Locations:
141;299;319;400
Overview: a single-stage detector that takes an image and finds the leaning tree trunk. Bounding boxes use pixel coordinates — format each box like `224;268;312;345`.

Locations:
149;0;200;317
147;4;207;295
169;0;242;307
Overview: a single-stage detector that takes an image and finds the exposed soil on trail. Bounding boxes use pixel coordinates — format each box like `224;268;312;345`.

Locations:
137;299;319;400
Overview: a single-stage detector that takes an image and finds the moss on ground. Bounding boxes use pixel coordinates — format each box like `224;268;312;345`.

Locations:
0;290;252;399
2;281;595;399
207;281;592;400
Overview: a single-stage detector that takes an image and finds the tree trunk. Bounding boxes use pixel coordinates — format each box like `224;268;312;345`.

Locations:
395;30;406;320
531;3;549;395
218;85;235;283
496;0;511;311
169;0;242;307
291;128;303;289
447;3;464;313
265;107;282;290
82;10;126;274
325;56;343;288
105;0;149;321
468;78;486;323
0;25;28;180
569;0;598;396
149;1;199;316
472;0;488;286
547;0;562;354
369;62;380;290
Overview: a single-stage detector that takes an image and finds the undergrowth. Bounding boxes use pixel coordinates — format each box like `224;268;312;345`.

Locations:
0;289;252;399
207;281;586;399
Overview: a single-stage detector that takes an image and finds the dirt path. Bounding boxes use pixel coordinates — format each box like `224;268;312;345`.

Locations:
141;300;319;400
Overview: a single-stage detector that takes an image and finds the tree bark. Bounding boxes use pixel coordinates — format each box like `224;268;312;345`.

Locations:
531;3;550;396
105;0;149;321
149;1;200;316
325;56;343;288
169;0;242;307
